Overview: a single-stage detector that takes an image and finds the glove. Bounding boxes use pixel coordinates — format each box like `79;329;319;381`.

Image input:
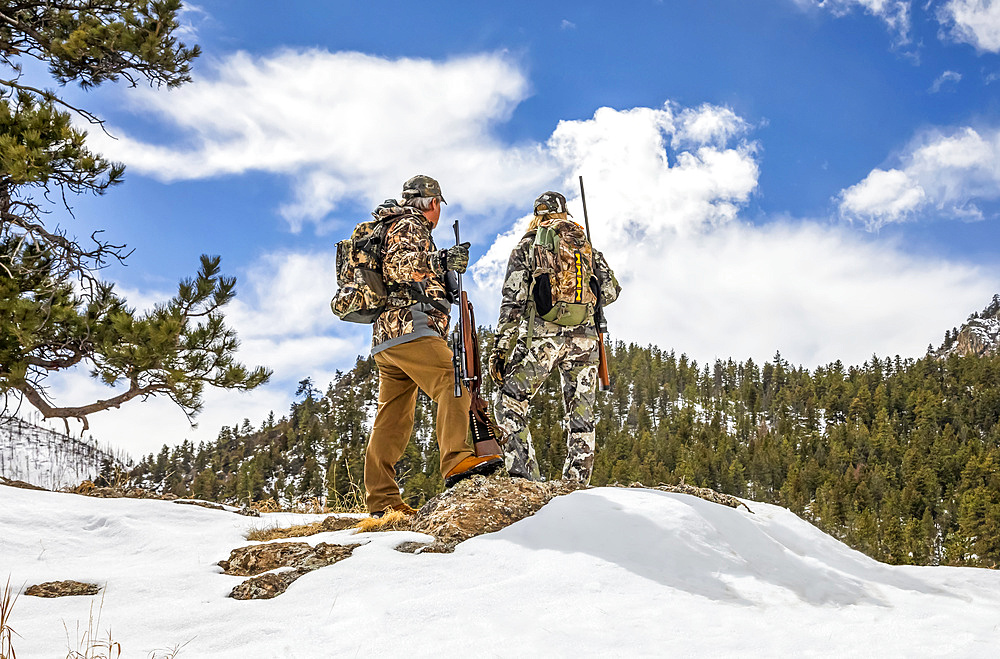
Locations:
434;242;471;274
489;323;517;384
488;351;506;385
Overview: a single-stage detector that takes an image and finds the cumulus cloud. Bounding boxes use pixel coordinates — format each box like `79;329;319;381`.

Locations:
791;0;912;44
837;126;1000;228
87;50;558;233
940;0;1000;53
472;102;993;369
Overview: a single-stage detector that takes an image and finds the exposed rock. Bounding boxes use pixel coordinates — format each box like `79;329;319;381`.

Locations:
174;499;228;512
320;515;359;532
394;541;432;554
25;580;100;598
221;541;359;599
932;294;1000;358
230;569;311;600
0;477;48;491
219;541;358;577
620;481;753;513
409;472;583;552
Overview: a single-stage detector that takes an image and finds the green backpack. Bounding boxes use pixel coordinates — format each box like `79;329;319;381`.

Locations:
330;217;393;324
528;217;598;329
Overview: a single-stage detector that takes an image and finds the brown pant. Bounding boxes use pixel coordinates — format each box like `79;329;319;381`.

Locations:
364;335;473;512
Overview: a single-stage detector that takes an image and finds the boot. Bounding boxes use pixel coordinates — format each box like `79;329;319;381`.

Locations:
444;454;503;488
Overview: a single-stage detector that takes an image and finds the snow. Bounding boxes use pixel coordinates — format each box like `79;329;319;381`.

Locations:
3;485;1000;657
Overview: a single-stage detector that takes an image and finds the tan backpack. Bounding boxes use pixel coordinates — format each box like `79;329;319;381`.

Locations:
528;216;598;329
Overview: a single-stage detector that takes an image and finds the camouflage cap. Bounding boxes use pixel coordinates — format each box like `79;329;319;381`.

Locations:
401;174;447;205
533;191;571;216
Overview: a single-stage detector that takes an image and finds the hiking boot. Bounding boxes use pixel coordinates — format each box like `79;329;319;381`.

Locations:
371;502;418;518
444;454;504;488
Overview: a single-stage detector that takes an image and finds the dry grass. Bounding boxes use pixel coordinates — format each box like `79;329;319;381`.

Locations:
326;461;368;514
246;520;326;542
64;594;121;659
354;510;411;533
245;515;359;541
1;576;21;659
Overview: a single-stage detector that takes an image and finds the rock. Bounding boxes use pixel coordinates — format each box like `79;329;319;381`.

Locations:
219;541;358;577
320;515;359;532
25;580;100;598
409;472;583;552
0;477;47;491
932;295;1000;358
221;541;359;599
174;499;227;512
230;569;311;600
621;481;753;513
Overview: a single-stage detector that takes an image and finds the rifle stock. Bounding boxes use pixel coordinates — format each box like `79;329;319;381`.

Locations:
579;175;612;392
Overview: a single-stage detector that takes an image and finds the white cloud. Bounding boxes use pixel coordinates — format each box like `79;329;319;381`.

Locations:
87;50;558;233
472;102;994;371
929;70;963;92
839;168;926;226
940;0;1000;52
837;126;1000;228
791;0;912;44
560;19;577;29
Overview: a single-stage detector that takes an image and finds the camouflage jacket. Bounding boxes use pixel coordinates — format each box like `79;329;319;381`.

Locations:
371;201;451;353
498;226;620;340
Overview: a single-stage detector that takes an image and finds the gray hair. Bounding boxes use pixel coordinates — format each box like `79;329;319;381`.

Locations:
402;195;438;211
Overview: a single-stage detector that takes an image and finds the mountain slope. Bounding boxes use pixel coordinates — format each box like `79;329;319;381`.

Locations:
3;483;999;657
0;416;123;490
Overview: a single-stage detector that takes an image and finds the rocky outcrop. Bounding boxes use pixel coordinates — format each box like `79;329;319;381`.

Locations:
25;581;100;597
408;473;583;552
219;541;359;600
620;481;753;513
933;295;1000;358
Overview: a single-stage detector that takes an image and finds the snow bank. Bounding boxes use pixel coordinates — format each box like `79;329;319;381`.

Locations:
1;485;999;657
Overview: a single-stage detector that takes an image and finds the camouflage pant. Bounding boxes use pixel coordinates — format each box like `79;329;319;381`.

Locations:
494;334;599;484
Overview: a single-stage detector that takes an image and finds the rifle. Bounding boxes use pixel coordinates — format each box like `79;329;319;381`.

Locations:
451;220;504;457
579;176;612;392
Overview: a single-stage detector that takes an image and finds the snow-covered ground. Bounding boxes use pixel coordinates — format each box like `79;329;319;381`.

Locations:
2;484;1000;658
0;418;121;490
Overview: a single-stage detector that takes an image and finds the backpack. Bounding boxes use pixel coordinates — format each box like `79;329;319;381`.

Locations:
330;217;393;324
528;217;598;328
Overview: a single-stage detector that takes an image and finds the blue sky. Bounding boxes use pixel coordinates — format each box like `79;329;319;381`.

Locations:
29;0;1000;455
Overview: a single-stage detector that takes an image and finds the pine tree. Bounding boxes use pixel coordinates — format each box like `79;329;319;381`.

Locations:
0;1;269;431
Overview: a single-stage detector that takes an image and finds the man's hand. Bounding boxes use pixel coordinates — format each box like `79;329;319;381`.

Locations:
434;242;471;274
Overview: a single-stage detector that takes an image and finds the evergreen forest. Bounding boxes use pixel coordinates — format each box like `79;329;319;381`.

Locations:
129;332;1000;569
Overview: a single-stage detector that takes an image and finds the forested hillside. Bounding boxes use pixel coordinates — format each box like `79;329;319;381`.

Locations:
130;331;1000;569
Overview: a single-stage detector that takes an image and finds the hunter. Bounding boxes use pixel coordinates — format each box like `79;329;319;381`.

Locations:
488;191;621;484
364;175;503;517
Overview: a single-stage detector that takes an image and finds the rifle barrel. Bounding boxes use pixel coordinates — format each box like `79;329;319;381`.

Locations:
578;176;612;392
